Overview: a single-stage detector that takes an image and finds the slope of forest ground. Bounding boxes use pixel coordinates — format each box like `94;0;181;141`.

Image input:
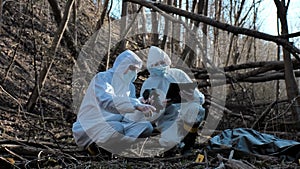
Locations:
0;1;299;168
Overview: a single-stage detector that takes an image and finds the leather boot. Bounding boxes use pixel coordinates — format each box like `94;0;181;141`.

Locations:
86;142;112;160
180;122;199;155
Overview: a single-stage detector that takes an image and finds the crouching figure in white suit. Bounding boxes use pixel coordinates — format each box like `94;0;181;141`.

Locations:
141;46;206;155
72;50;156;156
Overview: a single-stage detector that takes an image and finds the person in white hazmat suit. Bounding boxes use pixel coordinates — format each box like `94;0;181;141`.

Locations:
72;50;156;156
141;46;206;154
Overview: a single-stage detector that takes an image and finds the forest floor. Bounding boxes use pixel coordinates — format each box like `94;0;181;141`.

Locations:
0;105;299;168
1;47;299;168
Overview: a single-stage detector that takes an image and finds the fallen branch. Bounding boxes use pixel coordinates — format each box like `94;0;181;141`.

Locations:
217;151;258;169
197;70;300;87
3;146;28;161
191;59;300;74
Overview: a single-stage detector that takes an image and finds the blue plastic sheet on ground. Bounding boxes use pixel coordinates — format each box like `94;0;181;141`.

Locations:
207;128;300;161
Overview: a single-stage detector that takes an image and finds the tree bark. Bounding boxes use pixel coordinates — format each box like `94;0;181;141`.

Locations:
225;0;245;66
47;0;62;25
274;0;300;123
73;0;77;47
185;0;203;67
0;0;3;24
106;0;113;70
95;0;109;30
141;7;147;47
26;0;75;112
151;0;159;46
171;0;181;54
199;0;208;68
213;0;222;63
120;0;128;51
47;0;77;56
181;0;202;67
160;0;173;50
96;0;102;15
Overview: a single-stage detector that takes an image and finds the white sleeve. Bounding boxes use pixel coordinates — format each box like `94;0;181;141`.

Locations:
194;89;205;105
94;75;141;114
174;69;205;104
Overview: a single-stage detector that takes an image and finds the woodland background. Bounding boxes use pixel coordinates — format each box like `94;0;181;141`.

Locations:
0;0;300;168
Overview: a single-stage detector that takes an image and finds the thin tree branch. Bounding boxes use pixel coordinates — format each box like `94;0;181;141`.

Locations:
106;0;113;70
279;31;300;38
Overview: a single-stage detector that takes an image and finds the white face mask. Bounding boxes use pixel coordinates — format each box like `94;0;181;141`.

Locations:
149;65;169;76
123;70;137;83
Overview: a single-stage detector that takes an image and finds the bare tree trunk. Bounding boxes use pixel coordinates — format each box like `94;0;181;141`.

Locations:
276;45;281;114
96;0;102;15
0;0;2;24
190;0;197;30
274;0;300;123
232;36;239;65
161;0;173;50
245;36;257;105
47;0;77;56
26;0;75;112
73;0;77;47
252;0;258;62
213;0;222;63
119;0;128;51
276;5;281;115
48;0;62;25
95;0;109;30
130;3;139;43
185;0;207;67
141;7;147;47
180;0;189;57
225;0;245;66
106;0;113;70
77;0;81;9
151;0;159;46
182;0;189;45
200;0;208;68
171;0;181;54
185;0;189;26
181;0;199;67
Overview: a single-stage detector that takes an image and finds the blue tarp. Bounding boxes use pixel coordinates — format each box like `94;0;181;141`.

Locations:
208;128;300;161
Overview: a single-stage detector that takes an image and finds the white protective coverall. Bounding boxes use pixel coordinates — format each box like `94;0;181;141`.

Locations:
141;46;205;148
72;50;153;154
